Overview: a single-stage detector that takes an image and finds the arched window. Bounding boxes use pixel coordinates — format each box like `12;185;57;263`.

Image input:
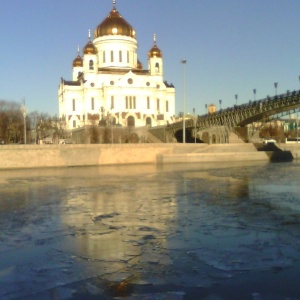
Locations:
125;95;136;109
72;99;75;111
147;97;150;109
155;62;159;72
127;116;135;127
91;97;94;110
89;60;94;70
166;100;169;112
103;51;106;63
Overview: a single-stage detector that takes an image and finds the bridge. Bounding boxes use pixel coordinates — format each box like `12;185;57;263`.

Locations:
149;89;300;143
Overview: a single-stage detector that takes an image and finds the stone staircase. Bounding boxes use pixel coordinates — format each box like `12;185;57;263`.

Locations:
157;143;273;164
146;131;164;143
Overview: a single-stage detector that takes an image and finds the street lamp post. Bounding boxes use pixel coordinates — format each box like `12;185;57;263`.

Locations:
34;113;37;144
253;89;256;101
297;111;299;143
111;114;114;144
274;82;278;96
193;108;196;143
181;59;187;143
21;98;26;144
234;94;238;105
219;99;222;110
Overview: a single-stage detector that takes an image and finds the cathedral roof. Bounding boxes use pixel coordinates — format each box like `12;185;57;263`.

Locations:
94;3;136;39
137;59;143;70
62;79;81;86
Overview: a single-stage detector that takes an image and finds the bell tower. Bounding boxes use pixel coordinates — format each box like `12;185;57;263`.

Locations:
148;34;163;76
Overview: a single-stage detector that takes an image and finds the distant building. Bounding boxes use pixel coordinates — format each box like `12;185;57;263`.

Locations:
58;2;175;130
208;104;216;114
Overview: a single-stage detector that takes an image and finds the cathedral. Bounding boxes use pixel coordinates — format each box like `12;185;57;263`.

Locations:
58;1;176;130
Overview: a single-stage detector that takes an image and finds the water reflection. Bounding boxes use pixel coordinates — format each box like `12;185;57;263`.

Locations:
1;161;300;299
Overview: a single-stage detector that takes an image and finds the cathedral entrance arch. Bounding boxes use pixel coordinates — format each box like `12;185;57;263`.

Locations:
111;117;116;125
127;116;135;127
146;117;152;127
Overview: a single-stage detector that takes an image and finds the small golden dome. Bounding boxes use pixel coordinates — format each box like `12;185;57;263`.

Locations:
148;44;162;58
72;55;83;67
83;41;98;55
94;8;136;39
137;59;143;70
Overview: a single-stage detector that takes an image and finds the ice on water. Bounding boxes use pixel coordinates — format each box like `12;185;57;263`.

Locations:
1;162;300;299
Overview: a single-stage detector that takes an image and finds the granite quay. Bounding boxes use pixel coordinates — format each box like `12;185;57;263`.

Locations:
0;143;300;170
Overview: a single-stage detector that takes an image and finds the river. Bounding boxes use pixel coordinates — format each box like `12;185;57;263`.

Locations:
0;161;300;300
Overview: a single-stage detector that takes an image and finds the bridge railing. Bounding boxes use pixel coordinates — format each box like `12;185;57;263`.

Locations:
196;89;300;129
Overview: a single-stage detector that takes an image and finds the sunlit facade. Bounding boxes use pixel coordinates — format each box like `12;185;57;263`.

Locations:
58;2;175;130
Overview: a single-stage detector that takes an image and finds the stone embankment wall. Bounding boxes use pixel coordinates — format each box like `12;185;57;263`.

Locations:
0;144;174;169
0;143;299;170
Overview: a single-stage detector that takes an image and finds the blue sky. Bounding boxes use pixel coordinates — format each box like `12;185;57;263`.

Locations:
1;0;300;117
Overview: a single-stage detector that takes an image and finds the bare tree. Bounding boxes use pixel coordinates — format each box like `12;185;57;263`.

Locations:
0;100;23;143
0;99;63;144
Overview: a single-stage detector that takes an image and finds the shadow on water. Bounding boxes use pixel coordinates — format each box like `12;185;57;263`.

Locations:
254;142;293;162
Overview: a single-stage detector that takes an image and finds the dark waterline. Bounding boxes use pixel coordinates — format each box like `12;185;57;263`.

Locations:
0;161;300;300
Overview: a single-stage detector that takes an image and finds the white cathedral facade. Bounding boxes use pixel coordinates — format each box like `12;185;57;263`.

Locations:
58;1;176;130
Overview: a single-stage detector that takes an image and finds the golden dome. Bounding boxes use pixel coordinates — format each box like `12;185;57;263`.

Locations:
148;34;162;58
94;8;136;39
83;41;98;55
148;44;162;58
72;55;83;67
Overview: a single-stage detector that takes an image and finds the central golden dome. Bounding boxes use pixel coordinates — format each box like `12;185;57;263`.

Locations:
94;8;136;39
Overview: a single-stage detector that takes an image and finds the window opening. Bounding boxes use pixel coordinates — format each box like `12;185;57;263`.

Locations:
111;96;114;109
111;50;114;62
89;60;94;70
